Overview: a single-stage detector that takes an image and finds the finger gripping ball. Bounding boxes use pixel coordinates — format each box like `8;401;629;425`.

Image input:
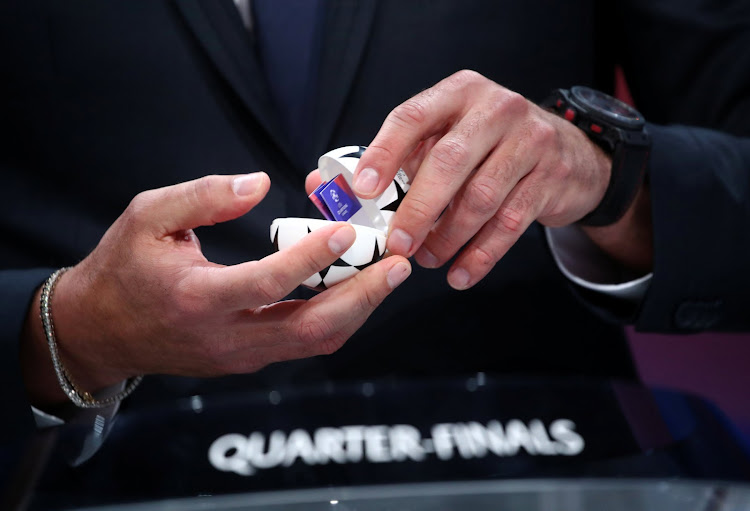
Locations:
270;146;409;291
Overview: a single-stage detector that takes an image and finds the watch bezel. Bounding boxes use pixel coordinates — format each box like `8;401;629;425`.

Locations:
570;86;645;130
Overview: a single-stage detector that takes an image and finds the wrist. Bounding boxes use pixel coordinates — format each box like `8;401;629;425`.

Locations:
51;265;135;390
21;286;67;407
542;86;651;227
20;265;134;408
581;181;653;273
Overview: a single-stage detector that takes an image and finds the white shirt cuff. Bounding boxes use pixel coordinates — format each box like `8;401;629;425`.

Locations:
30;380;129;465
32;405;65;428
545;225;652;302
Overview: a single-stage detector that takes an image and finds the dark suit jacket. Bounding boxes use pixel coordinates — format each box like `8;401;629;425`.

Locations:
1;0;749;451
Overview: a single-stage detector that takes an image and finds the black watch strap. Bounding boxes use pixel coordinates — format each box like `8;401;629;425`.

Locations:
579;135;650;227
542;88;651;227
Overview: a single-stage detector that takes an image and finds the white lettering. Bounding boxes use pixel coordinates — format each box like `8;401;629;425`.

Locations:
208;433;253;476
529;419;557;455
207;419;586;476
505;419;537;455
342;426;365;463
283;429;319;467
452;422;487;459
364;426;391;463
486;420;510;456
467;422;494;458
248;431;285;469
314;427;347;464
389;424;425;462
431;423;454;460
550;419;585;455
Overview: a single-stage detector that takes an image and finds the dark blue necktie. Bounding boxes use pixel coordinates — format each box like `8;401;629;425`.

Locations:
252;0;325;164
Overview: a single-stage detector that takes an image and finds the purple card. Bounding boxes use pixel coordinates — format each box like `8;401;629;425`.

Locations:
309;181;334;220
308;174;362;222
321;174;362;221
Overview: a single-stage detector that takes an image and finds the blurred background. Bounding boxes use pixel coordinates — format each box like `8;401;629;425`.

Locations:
615;68;748;440
628;328;750;438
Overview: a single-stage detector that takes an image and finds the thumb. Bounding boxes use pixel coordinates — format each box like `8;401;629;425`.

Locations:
134;173;270;235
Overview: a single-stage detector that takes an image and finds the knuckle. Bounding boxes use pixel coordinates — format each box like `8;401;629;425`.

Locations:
450;69;484;88
469;244;497;272
193;174;216;198
389;98;428;128
510;89;531;112
364;143;397;164
126;191;156;223
402;193;439;225
295;310;334;346
552;157;574;181
289;240;330;275
190;176;219;223
508;91;531;115
489;88;529;118
430;138;471;176
464;179;500;217
317;335;346;356
425;227;454;254
494;205;526;235
529;118;557;146
252;267;288;304
302;249;329;275
358;283;385;312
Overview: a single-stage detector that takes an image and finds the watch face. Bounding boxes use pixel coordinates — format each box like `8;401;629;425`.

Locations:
571;86;645;129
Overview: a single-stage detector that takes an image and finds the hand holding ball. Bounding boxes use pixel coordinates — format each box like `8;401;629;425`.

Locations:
270;146;410;291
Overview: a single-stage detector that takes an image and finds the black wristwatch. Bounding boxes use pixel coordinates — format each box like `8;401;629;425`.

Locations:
542;86;651;227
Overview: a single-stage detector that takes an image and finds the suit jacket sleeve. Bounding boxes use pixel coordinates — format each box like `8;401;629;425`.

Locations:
636;125;750;332
614;0;750;332
0;269;53;446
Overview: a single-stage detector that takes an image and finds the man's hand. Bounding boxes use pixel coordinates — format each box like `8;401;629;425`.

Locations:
351;70;616;290
21;173;411;407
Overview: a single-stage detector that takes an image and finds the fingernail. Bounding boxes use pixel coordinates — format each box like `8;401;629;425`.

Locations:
387;228;414;256
387;262;412;289
415;247;439;268
233;172;264;196
328;225;356;254
448;267;471;290
353;167;379;195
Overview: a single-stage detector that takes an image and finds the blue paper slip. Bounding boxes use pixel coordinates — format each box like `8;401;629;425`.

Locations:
308;174;362;222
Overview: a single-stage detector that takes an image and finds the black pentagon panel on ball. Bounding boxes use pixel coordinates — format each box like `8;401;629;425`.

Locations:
341;146;366;159
330;257;352;269
318;262;334;280
380;180;407;212
311;282;327;292
354;242;381;271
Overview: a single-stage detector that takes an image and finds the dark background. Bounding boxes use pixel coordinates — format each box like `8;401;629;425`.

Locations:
612;71;750;442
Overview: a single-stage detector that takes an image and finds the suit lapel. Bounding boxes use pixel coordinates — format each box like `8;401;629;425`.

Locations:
174;0;294;164
312;0;378;159
174;0;378;166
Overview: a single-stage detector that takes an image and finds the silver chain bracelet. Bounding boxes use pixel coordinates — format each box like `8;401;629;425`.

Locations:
40;267;143;409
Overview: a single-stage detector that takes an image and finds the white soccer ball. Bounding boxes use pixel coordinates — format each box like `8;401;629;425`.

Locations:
270;218;386;291
268;146;409;292
319;145;410;232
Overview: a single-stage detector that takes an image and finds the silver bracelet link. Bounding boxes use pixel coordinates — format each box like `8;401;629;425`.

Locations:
40;267;143;409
